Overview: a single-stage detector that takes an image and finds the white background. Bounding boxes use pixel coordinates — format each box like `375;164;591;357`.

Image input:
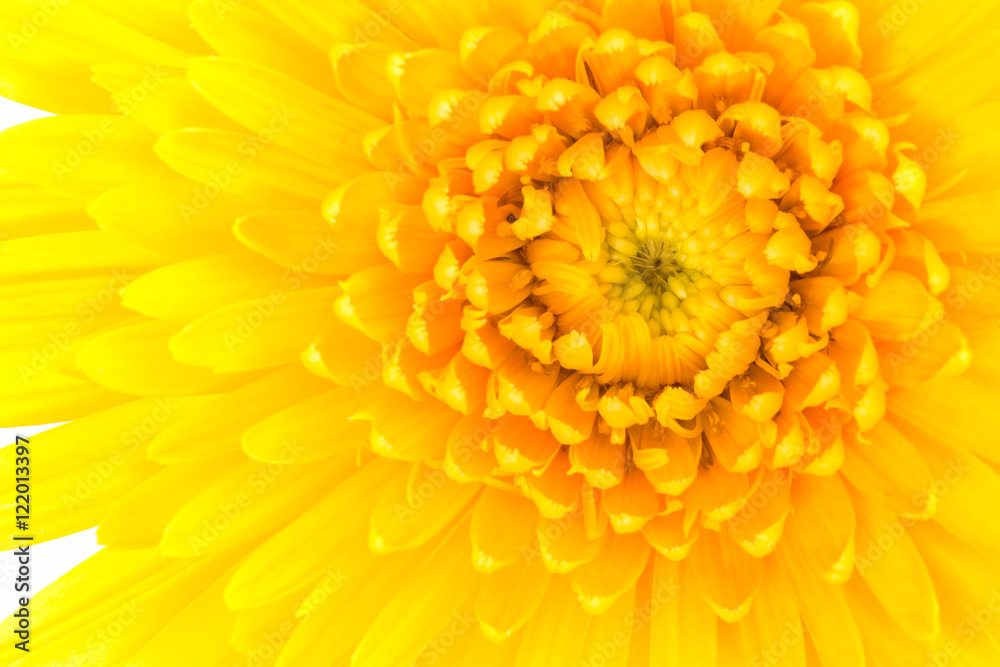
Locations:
1;97;102;618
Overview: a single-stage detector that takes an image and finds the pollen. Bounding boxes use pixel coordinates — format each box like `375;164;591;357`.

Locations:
630;240;681;288
598;207;716;338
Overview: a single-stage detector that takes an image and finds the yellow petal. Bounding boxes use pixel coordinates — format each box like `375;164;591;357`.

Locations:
649;555;717;667
739;556;807;667
575;585;636;667
602;470;661;533
643;511;700;561
688;528;763;622
354;386;462;461
875;32;1000;140
839;421;936;519
852;270;941;341
149;365;329;463
97;455;242;548
188;57;381;169
776;538;866;667
335;263;425;343
88;182;249;258
471;486;539;572
492;414;561;474
276;543;437;667
122;252;325;321
225;457;404;609
159;450;357;557
0;545;242;667
571;531;651;614
889;373;1000;464
0;115;174;199
445;413;499;482
783;473;855;584
256;0;415;52
725;467;792;558
476;556;553;641
0;397;207;549
77;318;263;396
537;510;601;574
190;0;337;92
369;463;481;553
522;449;583;519
242;386;372;464
899;425;1000;554
0;2;193;114
515;576;592;667
848;489;939;640
91;63;241;137
124;566;240;667
876;321;970;387
155;129;348;204
170;287;341;372
388;49;475;116
234;211;362;275
330;41;398;121
352;523;481;667
0;230;171;282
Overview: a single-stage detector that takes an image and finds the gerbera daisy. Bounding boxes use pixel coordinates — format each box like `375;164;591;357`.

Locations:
2;0;1000;664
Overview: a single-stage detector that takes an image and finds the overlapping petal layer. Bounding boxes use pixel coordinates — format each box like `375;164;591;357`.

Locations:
2;0;1000;665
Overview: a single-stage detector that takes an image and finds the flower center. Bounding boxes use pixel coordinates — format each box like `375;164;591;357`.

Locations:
598;212;714;338
630;239;681;290
402;14;956;496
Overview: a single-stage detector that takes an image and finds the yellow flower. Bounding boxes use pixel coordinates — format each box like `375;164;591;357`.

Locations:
2;0;1000;665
